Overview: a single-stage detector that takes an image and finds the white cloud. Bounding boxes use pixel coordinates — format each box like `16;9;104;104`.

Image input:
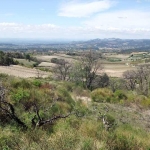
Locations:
83;10;150;31
1;18;150;39
0;23;61;38
58;0;115;17
0;23;59;30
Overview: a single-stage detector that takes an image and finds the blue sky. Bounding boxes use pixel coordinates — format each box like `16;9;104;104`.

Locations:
0;0;150;40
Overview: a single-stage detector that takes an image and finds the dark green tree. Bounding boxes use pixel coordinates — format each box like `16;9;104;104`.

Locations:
25;54;31;62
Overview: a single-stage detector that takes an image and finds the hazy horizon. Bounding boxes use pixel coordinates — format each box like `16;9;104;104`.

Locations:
1;37;150;44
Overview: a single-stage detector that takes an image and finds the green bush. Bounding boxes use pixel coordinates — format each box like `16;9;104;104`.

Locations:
91;88;113;102
141;98;150;108
57;87;75;109
32;80;42;87
105;114;116;126
61;81;75;92
11;79;32;89
11;88;30;102
32;62;39;67
0;73;8;78
114;90;127;101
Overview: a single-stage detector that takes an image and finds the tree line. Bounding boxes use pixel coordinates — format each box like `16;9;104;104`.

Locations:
0;51;16;66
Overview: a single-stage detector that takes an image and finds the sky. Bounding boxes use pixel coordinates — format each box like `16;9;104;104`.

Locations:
0;0;150;40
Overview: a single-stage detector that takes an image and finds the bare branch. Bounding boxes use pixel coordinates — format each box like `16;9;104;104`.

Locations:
36;113;71;127
33;103;41;122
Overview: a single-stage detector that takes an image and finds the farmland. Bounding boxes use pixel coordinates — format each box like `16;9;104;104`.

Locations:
36;54;78;63
103;63;133;77
36;53;134;77
0;65;50;78
0;51;149;78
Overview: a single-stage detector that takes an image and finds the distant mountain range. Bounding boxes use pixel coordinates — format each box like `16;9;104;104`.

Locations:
86;38;150;48
0;38;150;52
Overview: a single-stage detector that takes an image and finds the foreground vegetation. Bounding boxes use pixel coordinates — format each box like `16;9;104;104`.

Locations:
0;51;150;150
0;73;150;150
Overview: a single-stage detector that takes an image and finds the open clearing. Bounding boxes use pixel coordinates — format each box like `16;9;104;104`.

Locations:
15;59;36;67
38;62;56;67
0;65;50;78
36;54;78;63
103;63;134;77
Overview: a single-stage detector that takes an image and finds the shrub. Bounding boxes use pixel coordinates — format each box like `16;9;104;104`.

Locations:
32;62;39;67
61;81;75;92
11;88;30;103
141;98;150;108
106;124;150;150
0;73;8;78
11;79;32;89
57;87;75;109
91;88;113;103
32;80;42;87
91;73;109;90
105;114;116;126
114;90;127;101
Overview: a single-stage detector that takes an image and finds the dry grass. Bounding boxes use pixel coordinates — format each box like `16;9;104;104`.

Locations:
38;62;56;67
104;54;130;59
102;53;134;77
0;65;50;78
98;63;134;77
15;59;36;66
36;54;77;63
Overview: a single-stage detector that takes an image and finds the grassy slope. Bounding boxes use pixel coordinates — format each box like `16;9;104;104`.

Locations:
0;59;150;149
15;58;36;67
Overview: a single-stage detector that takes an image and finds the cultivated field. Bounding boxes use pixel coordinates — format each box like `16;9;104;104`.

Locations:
36;53;77;63
103;53;130;59
36;54;134;78
0;52;145;79
103;63;134;77
102;53;136;77
0;65;50;78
